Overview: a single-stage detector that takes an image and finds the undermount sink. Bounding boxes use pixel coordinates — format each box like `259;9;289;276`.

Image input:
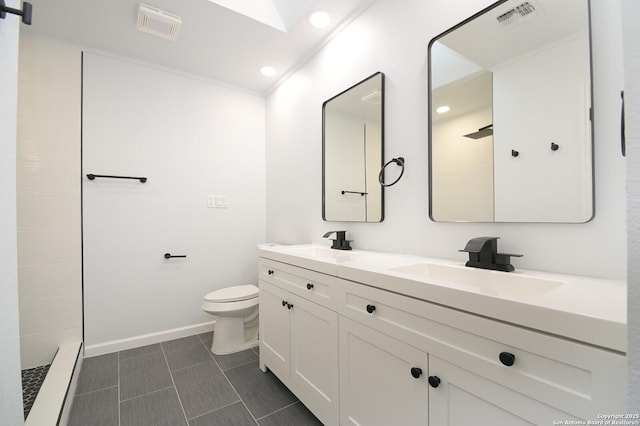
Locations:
389;262;564;296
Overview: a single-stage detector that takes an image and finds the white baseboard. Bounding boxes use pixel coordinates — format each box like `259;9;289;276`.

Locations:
84;321;216;357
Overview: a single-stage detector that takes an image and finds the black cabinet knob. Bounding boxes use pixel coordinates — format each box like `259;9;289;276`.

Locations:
306;283;314;290
287;303;293;310
499;352;516;367
268;269;274;275
366;304;376;314
428;376;441;388
410;367;422;379
282;300;287;307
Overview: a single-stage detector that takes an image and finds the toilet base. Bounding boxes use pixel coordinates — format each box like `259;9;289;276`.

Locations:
211;338;258;355
210;314;259;355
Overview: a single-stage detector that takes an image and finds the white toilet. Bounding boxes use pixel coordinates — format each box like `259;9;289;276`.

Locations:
201;284;259;355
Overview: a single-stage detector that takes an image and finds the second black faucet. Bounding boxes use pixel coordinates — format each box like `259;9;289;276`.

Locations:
459;237;522;272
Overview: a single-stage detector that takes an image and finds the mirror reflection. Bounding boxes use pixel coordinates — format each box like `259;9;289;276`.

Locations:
323;72;384;222
429;0;593;223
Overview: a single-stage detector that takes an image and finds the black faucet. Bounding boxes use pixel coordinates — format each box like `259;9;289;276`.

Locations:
323;231;352;250
459;237;522;272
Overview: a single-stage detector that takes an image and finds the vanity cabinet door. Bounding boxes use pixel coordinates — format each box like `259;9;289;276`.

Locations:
428;355;580;426
289;294;339;425
339;317;429;426
259;280;340;425
259;280;290;380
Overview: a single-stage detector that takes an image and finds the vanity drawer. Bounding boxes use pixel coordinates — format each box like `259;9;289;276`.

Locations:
259;259;341;310
338;280;625;419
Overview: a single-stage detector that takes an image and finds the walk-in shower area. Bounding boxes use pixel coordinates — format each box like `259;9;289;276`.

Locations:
17;33;84;424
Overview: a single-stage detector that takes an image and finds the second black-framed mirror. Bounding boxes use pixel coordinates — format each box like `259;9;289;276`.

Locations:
323;72;385;222
428;0;593;223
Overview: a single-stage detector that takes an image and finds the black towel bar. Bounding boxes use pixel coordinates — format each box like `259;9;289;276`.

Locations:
87;174;147;183
164;253;186;259
1;0;33;25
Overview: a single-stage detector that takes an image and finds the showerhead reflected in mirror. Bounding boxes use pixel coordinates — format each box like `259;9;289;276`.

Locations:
323;72;384;222
428;0;593;223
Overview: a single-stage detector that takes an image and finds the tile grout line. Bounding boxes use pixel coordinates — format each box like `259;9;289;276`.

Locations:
217;356;261;373
117;353;121;426
199;335;260;425
254;400;300;422
73;383;118;397
186;400;247;423
118;385;175;403
160;343;190;425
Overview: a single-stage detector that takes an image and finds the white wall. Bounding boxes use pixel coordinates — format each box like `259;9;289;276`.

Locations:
266;0;626;281
82;53;266;352
0;0;26;422
493;34;591;222
325;112;368;221
623;0;640;412
431;107;494;221
17;33;83;369
324;111;382;222
493;33;593;222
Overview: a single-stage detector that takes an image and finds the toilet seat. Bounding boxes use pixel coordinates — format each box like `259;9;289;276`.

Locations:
204;284;258;303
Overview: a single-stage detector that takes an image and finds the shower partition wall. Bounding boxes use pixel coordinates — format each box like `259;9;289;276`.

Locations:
16;33;83;422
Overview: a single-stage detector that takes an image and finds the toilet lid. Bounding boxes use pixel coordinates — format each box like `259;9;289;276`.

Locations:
204;284;259;303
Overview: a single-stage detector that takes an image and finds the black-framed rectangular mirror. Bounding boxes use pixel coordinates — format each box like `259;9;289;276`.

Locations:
323;72;384;222
428;0;593;223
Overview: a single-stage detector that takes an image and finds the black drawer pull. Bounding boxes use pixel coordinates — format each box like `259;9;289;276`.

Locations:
410;367;422;379
306;283;314;290
287;303;293;310
282;300;287;307
366;304;376;314
268;269;274;275
499;352;515;367
428;376;441;388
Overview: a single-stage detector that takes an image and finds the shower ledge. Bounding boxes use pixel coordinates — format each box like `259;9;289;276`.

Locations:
25;342;83;426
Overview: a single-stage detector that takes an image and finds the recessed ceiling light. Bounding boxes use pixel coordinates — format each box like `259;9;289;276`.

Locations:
436;106;450;114
308;10;331;28
260;66;277;77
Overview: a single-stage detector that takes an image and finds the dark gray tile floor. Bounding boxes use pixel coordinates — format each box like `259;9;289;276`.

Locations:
68;333;323;425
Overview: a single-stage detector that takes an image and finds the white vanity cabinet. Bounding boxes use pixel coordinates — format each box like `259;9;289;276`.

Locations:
258;245;626;426
258;259;340;426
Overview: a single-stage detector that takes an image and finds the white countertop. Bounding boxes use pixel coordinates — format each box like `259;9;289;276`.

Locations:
257;244;627;353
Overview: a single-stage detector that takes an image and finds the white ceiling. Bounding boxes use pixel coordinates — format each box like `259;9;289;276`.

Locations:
22;0;376;94
438;0;587;70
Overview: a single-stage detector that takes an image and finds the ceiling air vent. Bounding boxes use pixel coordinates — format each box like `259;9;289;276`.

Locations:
137;4;182;41
496;1;537;26
361;90;382;105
